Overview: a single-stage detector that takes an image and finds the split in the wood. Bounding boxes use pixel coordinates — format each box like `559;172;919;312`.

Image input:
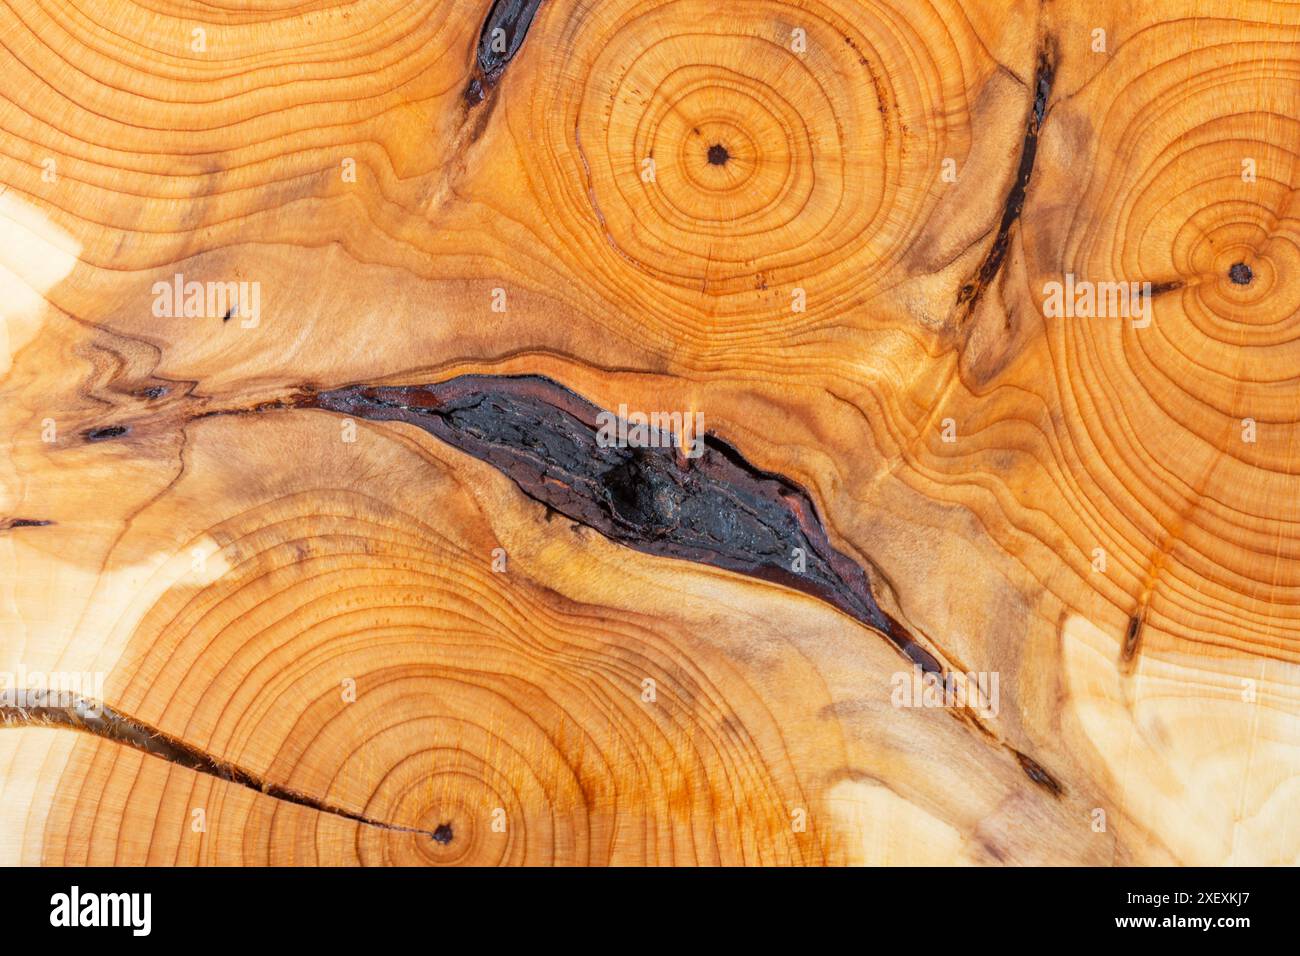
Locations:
299;375;944;675
957;38;1056;320
1122;613;1144;663
1014;750;1063;797
465;0;545;104
84;425;129;443
0;517;54;531
0;691;443;839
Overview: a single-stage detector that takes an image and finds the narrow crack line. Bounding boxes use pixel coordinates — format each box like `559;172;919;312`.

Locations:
0;518;54;531
1148;279;1185;297
0;692;437;838
956;37;1057;321
1015;750;1064;797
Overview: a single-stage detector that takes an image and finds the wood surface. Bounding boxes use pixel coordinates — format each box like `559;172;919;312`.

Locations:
1;0;1297;865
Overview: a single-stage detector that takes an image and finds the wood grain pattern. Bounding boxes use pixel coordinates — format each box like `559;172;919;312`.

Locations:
1;0;1298;866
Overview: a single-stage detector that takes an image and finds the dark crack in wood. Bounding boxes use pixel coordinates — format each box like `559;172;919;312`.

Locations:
956;40;1056;320
84;425;129;443
0;691;439;839
1122;613;1144;663
1;518;53;531
1014;750;1064;797
303;374;942;674
465;0;545;104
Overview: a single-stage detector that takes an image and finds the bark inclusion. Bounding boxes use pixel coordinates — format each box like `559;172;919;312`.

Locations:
304;375;941;673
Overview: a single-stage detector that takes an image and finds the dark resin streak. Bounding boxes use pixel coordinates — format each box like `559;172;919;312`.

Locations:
305;375;942;674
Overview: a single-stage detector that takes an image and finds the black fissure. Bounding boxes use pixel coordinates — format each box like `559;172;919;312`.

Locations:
0;693;438;838
1;518;53;531
466;0;545;103
957;41;1056;318
1122;614;1144;663
302;374;942;674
